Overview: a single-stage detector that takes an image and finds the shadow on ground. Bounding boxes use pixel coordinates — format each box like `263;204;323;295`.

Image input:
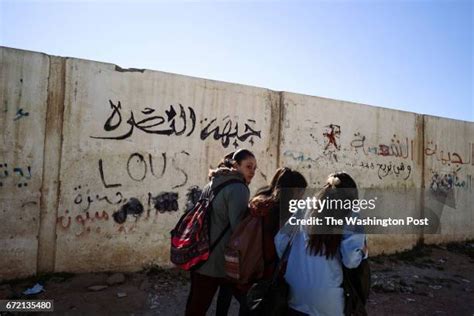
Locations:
1;241;473;315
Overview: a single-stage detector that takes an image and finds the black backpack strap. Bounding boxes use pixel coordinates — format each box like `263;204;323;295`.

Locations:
208;178;248;251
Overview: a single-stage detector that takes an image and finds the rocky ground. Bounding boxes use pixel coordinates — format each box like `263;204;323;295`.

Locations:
1;241;473;316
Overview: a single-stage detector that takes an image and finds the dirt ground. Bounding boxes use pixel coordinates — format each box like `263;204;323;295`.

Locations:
1;241;473;316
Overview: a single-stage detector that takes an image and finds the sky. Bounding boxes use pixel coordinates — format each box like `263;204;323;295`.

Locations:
1;0;473;122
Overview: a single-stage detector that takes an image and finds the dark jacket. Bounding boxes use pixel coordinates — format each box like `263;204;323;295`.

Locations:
197;168;250;278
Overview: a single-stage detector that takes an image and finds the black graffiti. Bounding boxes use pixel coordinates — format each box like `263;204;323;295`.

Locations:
99;159;121;188
90;100;196;140
0;163;32;188
184;186;202;212
172;151;189;189
152;192;179;213
149;153;167;178
14;108;29;121
112;197;144;224
99;152;168;187
127;153;147;181
358;161;412;180
73;184;124;211
429;167;469;195
200;118;261;148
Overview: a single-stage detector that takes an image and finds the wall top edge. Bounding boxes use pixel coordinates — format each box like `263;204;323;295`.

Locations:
282;91;424;118
2;46;472;124
422;113;474;125
0;46;274;94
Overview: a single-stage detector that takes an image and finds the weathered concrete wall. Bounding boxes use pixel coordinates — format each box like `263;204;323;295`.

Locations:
0;48;50;279
1;46;473;280
278;93;423;255
423;116;474;244
54;58;279;273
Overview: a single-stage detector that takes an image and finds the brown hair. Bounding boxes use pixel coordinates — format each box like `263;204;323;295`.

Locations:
254;167;308;202
306;172;358;259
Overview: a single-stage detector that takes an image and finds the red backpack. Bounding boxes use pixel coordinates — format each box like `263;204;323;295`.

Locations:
170;179;245;270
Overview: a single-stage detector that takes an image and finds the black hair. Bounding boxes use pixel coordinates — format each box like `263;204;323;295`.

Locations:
217;149;255;168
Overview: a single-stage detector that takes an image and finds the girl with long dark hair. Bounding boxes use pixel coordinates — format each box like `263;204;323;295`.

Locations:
275;172;367;316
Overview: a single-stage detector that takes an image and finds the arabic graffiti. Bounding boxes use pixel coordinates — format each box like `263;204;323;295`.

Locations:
0;163;32;188
90;100;262;148
429;168;471;193
351;133;413;160
284;128;416;180
91;100;196;140
73;184;124;212
200;117;261;148
424;141;473;166
353;161;412;180
283;150;320;164
57;209;110;237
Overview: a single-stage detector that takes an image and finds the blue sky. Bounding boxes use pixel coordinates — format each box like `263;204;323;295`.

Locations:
1;0;472;122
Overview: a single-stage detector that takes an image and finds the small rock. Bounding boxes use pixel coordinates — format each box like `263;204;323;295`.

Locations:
117;292;127;298
147;293;159;309
87;285;108;292
464;287;472;292
428;292;435;298
406;298;416;302
107;273;126;285
438;258;447;264
413;275;419;279
461;279;470;283
429;285;442;290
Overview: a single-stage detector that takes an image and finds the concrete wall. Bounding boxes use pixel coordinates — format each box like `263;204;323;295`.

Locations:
279;93;424;255
54;58;279;274
0;48;50;279
423;116;474;244
1;46;473;280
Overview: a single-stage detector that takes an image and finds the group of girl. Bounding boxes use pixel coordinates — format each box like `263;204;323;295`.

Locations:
185;149;367;316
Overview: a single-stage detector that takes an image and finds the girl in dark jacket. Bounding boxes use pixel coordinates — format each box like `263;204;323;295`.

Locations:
185;149;257;316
